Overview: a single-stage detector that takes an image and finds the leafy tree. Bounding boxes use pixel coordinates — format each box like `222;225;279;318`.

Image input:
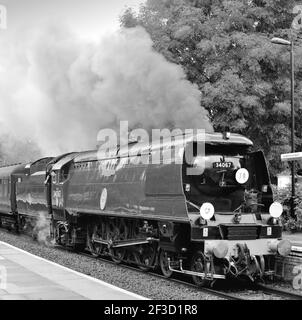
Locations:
120;0;302;177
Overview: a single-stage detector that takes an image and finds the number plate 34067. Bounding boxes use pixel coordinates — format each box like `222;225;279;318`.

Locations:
213;162;233;169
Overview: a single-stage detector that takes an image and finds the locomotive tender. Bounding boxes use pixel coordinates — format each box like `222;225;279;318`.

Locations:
0;131;291;286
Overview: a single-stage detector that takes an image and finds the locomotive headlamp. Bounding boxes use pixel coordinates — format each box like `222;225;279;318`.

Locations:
269;202;283;218
200;202;215;220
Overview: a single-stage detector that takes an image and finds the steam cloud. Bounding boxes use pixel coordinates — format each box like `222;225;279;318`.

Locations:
0;23;212;159
33;212;51;245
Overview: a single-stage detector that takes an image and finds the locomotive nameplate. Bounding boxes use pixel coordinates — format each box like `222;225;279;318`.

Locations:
213;162;233;169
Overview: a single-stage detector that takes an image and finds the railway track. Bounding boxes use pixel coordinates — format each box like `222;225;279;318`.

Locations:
68;247;302;300
254;283;302;300
76;250;302;300
2;228;302;300
76;250;244;300
46;246;243;300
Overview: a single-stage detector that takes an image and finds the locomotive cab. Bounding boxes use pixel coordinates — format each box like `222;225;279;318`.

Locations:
46;152;78;222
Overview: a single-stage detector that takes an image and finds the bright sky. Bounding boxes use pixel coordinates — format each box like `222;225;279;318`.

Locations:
1;0;144;40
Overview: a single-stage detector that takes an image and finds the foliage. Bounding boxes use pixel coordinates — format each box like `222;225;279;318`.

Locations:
274;184;302;231
120;0;302;178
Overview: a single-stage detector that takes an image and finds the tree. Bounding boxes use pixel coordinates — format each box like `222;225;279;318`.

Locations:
120;0;302;177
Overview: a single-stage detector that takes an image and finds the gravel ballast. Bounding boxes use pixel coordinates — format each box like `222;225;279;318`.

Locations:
2;229;298;300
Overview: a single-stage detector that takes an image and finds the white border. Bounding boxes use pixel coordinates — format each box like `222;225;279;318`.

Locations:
0;241;148;300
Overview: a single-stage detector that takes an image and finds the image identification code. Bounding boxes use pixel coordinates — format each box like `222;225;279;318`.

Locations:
104;304;198;317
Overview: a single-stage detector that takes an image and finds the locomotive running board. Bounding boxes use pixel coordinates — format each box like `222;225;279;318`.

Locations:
92;237;158;248
167;258;226;280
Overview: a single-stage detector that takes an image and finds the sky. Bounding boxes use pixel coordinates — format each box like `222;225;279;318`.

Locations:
0;0;144;41
0;0;212;160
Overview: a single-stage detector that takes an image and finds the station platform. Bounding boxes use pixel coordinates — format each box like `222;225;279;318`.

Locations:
0;241;146;300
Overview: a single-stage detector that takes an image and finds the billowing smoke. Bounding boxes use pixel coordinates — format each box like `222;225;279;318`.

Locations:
0;23;212;158
32;212;50;245
0;134;41;164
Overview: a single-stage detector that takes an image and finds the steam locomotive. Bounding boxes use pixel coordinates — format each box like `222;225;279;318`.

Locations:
0;131;291;286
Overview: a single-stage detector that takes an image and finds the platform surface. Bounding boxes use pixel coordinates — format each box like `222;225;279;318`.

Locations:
0;241;146;300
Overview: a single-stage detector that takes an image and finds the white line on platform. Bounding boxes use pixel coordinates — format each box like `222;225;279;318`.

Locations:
0;241;148;300
0;255;4;260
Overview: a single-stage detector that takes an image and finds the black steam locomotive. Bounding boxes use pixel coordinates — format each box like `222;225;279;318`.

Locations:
0;131;291;286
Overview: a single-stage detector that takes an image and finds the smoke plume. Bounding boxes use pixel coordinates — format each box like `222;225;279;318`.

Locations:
0;23;212;158
33;212;51;245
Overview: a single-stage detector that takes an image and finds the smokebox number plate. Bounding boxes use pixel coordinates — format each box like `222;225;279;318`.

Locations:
213;162;233;169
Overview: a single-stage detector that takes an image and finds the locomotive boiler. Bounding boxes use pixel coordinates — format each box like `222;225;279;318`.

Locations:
0;131;291;286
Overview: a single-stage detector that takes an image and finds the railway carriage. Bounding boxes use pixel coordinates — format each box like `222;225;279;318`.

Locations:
0;163;24;229
0;131;292;286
